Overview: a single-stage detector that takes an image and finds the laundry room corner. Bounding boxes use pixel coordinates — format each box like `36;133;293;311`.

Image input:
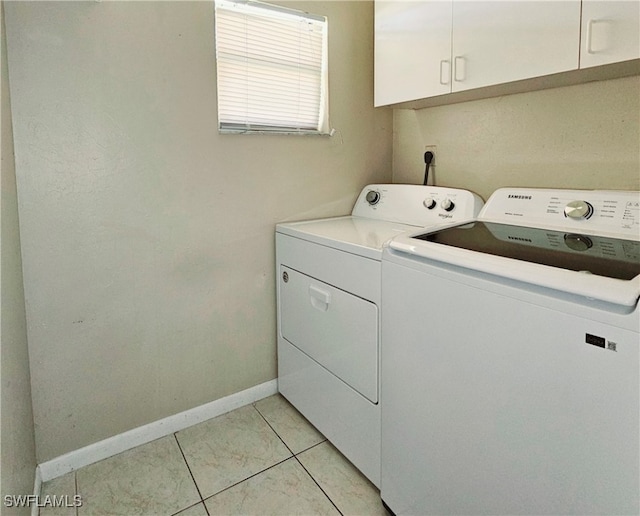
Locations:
1;0;38;508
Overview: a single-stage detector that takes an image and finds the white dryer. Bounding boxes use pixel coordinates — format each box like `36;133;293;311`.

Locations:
276;184;483;486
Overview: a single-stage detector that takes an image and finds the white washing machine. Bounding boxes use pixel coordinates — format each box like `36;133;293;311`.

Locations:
381;188;639;515
276;184;484;486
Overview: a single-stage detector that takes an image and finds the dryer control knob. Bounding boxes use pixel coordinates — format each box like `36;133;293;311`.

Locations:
365;190;381;205
564;200;593;219
441;199;455;212
423;198;437;210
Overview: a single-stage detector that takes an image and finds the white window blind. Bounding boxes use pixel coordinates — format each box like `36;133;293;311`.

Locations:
214;0;330;134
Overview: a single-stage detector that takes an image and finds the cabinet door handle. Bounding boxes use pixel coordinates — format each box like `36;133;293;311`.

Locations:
587;19;596;54
586;19;609;54
439;59;451;85
453;56;465;82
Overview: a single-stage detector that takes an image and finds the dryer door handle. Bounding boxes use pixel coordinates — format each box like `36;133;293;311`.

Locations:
309;285;331;312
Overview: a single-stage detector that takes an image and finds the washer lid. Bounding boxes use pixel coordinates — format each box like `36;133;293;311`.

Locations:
389;221;640;307
277;216;419;260
388;188;640;307
417;221;639;281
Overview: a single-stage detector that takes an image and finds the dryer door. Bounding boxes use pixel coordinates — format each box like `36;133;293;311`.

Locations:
280;266;378;403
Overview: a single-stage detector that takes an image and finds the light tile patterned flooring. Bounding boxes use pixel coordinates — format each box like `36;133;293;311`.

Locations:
40;394;387;516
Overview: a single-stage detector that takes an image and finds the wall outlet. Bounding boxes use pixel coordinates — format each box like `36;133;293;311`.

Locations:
423;145;437;185
424;145;437;159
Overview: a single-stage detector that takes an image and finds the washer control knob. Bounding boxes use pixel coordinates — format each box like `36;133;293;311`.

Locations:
365;190;381;205
564;233;593;252
423;198;437;210
441;198;455;212
564;200;593;220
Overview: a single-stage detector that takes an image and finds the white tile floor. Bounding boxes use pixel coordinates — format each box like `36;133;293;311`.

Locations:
40;394;387;516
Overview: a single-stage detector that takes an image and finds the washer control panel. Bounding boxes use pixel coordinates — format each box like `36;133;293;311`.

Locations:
480;188;640;239
353;185;484;226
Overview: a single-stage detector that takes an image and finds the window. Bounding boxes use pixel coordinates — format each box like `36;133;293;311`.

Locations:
214;0;330;135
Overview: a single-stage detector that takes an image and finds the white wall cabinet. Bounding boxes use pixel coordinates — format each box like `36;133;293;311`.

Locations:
374;1;452;106
375;0;637;107
449;2;580;92
580;0;640;68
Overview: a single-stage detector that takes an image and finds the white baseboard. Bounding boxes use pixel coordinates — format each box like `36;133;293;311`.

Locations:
38;379;278;482
31;466;42;516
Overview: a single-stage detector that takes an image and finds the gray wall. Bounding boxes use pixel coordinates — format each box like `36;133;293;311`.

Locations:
393;76;640;200
4;0;392;462
1;2;37;511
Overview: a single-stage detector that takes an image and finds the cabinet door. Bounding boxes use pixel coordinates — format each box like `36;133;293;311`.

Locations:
451;1;581;92
580;0;640;68
374;1;452;106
